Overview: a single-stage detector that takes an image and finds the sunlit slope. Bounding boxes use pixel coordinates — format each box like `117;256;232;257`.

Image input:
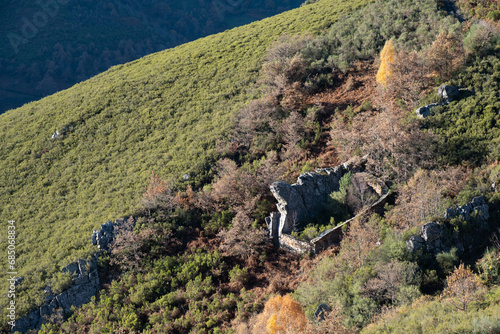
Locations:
0;0;371;313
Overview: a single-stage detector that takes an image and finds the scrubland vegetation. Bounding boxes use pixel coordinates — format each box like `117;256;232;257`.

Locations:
2;0;500;332
0;0;370;327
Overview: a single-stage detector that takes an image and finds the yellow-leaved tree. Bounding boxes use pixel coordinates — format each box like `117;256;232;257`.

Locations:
376;40;395;87
253;294;307;334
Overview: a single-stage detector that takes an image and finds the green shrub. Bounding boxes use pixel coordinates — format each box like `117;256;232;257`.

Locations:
229;265;249;285
436;247;459;275
476;248;500;286
425;47;500;166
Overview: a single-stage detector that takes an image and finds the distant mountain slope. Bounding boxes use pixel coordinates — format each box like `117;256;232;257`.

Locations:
0;0;372;316
0;0;304;113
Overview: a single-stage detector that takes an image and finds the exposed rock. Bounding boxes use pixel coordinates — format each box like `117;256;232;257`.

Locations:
407;196;490;255
420;222;447;254
50;126;73;140
269;165;349;236
270;181;309;235
14;309;42;333
421;222;443;243
51;130;61;140
14;276;24;286
314;303;332;321
415;85;461;118
415;104;437;118
407;235;425;252
444;196;489;226
61;262;80;277
91;217;133;251
444;207;456;220
437;85;459;100
14;256;99;333
15;217;137;332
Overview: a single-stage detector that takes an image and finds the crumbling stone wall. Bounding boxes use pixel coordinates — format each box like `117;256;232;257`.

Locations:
269;165;349;237
279;234;313;254
266;159;388;254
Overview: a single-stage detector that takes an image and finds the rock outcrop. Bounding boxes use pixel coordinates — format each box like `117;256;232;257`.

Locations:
14;256;99;333
437;85;459;100
268;159;367;238
415;103;442;118
314;303;332;321
444;196;489;225
415;85;462;119
92;217;134;251
15;217;134;333
407;196;490;255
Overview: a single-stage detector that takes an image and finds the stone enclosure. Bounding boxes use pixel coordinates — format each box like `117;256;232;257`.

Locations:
266;159;389;254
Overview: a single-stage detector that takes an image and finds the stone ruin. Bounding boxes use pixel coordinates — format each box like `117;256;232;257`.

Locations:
266;159;389;254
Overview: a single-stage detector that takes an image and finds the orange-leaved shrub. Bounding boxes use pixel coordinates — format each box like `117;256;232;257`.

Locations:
442;263;484;311
253;294;307;334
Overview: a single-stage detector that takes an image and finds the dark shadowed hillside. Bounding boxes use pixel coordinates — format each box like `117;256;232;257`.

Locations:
0;0;303;113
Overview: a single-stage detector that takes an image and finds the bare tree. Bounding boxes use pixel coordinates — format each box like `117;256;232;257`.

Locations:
141;171;176;217
218;212;266;260
110;217;173;271
279;111;306;160
442;263;484;311
347;174;379;214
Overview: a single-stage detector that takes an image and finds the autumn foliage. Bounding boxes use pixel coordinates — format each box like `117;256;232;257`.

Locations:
253;295;307;334
388;168;468;229
143;171;170;200
442;263;484;311
376;40;395;87
141;171;176;214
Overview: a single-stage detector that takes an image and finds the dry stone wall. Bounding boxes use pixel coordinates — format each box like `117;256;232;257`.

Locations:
266;159;389;254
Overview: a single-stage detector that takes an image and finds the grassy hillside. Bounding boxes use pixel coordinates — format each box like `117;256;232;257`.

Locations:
0;0;372;317
0;0;304;113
